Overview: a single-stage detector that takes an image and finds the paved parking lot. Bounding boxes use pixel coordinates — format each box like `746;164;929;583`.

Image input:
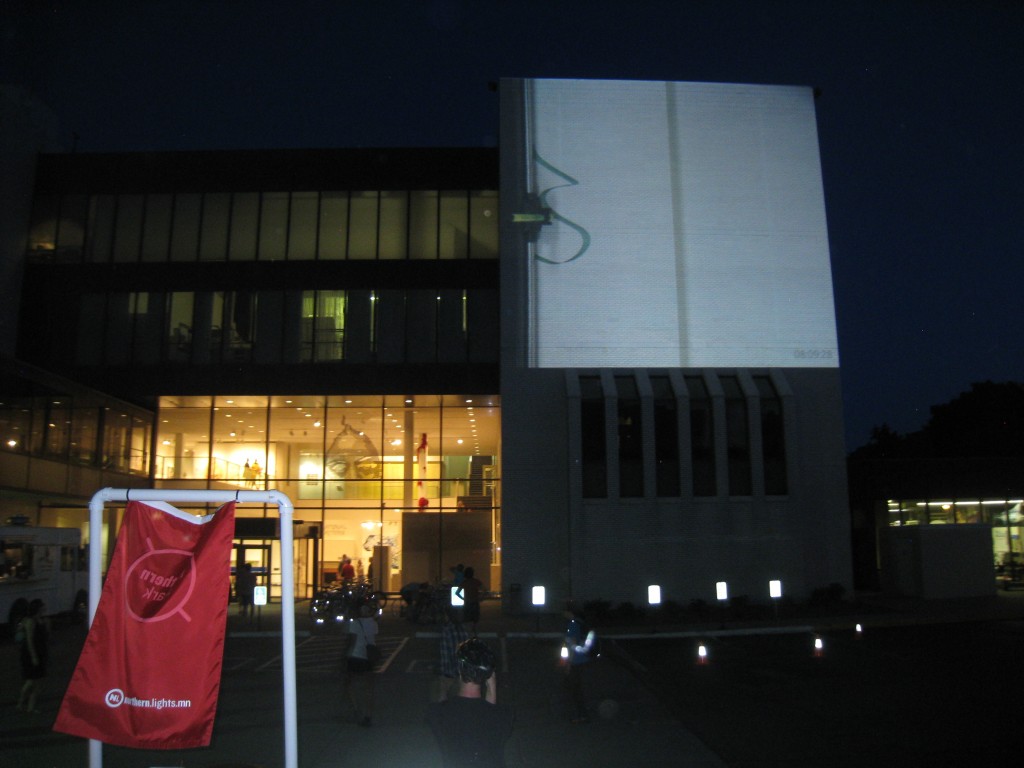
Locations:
619;618;1024;767
4;597;1024;767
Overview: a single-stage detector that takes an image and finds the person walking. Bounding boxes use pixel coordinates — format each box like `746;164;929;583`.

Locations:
235;562;257;621
433;607;469;702
562;602;597;724
16;599;50;714
340;556;356;585
455;566;483;633
342;601;379;727
427;637;513;767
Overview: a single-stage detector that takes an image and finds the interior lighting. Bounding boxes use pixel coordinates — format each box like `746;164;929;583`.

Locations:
7;439;17;448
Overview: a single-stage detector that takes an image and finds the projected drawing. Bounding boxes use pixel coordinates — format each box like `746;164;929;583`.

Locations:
533;153;591;265
508;78;840;369
326;419;381;488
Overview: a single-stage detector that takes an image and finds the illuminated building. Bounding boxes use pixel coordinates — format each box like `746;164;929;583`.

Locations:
4;80;858;608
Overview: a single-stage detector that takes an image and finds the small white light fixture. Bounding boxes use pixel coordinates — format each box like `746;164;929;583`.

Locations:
716;581;728;601
531;586;546;606
697;643;708;664
813;635;824;657
855;623;863;635
648;585;662;605
769;580;783;599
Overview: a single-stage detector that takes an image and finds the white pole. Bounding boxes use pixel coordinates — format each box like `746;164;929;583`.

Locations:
86;488;299;768
275;491;298;768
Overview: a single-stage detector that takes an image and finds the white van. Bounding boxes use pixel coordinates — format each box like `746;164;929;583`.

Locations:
0;525;88;629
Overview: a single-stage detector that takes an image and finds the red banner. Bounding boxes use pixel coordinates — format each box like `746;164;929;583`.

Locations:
54;500;235;749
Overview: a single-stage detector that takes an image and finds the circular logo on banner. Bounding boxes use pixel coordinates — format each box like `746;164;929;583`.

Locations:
105;688;125;708
124;537;198;623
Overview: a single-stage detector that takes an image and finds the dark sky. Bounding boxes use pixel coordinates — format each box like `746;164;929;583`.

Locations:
3;0;1022;450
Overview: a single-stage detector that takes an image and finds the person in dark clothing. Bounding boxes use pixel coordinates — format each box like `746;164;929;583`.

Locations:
427;637;512;767
562;602;596;723
455;566;483;633
235;562;257;620
17;599;50;713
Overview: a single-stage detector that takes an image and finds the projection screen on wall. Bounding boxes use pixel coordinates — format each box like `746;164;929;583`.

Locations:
502;78;840;369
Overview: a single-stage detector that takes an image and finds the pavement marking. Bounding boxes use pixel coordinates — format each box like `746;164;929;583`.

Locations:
376;636;408;673
254;634;405;672
223;656;257;672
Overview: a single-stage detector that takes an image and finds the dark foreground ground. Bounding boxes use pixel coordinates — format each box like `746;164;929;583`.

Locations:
620;619;1024;767
3;595;1024;767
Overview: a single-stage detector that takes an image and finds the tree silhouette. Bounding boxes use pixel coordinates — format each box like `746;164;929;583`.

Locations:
851;381;1024;459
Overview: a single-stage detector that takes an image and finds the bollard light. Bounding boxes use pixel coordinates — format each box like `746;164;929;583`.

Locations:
813;635;824;657
855;623;863;635
648;584;662;605
769;580;782;599
697;643;708;665
532;586;546;606
716;581;728;601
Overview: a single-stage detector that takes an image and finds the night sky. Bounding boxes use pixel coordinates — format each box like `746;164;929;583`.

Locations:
3;0;1022;451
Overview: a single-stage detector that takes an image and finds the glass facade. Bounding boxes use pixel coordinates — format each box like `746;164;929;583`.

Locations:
154;394;501;593
1;389;151;475
887;498;1024;580
68;287;496;367
28;189;499;263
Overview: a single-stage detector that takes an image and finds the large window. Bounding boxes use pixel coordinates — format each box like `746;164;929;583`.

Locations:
575;372;793;501
616;376;643;497
686;375;716;497
302;291;346;362
153;394;501;589
30;189;498;264
579;376;607;499
651;375;680;497
888;498;1024;582
68;287;498;367
754;375;788;495
721;376;752;496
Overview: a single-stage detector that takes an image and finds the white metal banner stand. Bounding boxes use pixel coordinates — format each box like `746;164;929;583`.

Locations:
86;488;299;768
